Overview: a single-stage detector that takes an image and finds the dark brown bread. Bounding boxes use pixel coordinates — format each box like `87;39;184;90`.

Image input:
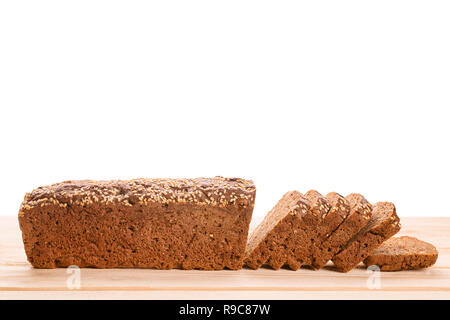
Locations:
302;190;341;268
282;190;332;268
311;193;372;269
332;201;401;272
244;191;312;270
364;236;438;271
244;190;330;270
18;177;256;270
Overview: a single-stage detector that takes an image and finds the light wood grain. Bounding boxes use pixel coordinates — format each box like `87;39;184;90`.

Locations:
1;216;449;299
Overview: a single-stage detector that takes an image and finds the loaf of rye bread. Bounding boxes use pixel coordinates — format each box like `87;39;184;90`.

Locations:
363;236;438;271
18;177;256;269
332;201;401;272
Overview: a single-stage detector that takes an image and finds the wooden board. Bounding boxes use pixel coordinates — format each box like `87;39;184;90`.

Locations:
1;216;449;300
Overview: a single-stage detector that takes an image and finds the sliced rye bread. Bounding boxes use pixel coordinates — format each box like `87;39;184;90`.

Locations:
244;190;325;270
363;236;438;271
311;193;372;269
332;201;401;272
303;190;346;268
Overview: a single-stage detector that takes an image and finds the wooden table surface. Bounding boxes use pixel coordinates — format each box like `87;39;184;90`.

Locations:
1;216;449;300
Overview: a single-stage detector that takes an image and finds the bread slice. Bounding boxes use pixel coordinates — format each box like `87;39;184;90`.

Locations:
311;193;372;269
303;190;344;268
332;201;401;272
244;190;325;270
363;236;438;271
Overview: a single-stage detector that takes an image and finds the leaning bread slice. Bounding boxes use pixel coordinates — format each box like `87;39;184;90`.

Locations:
311;193;372;269
332;201;401;272
244;190;325;270
363;236;438;271
279;190;332;269
302;190;345;268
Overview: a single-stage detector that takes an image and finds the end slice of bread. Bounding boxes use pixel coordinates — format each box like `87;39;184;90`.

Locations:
363;236;438;271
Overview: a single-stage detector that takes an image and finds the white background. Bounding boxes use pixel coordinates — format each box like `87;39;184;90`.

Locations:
1;1;449;219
